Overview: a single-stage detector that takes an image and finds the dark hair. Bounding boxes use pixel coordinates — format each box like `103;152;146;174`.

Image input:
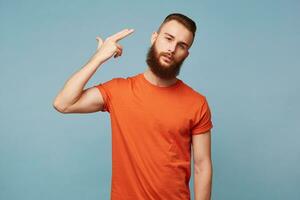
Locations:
158;13;197;38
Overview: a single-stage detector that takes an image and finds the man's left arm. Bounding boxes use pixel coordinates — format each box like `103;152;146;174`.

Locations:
192;130;212;200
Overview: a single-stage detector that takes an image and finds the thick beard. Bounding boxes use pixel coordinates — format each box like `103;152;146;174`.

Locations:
146;43;185;80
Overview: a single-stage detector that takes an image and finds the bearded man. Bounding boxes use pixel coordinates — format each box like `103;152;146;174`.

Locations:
53;13;213;200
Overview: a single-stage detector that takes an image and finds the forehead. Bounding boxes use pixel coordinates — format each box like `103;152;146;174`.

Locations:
159;20;193;45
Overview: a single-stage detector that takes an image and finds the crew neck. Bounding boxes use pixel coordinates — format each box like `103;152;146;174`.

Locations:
138;73;182;90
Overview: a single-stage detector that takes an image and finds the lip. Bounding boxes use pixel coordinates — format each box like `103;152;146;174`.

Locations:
162;55;173;62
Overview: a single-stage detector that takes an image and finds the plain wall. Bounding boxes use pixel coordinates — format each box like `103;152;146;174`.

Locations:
1;0;299;199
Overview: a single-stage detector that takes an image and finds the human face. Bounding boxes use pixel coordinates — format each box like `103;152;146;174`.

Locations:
146;20;193;79
146;42;184;79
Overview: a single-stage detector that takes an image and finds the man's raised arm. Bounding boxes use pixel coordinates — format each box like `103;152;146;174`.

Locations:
52;28;134;113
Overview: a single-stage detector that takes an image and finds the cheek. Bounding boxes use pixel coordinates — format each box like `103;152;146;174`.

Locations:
155;39;169;52
176;51;188;60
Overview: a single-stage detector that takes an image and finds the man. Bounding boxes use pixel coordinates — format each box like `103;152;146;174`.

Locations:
53;13;213;200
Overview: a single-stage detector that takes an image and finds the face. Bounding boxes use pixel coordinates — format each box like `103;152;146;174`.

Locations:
146;20;193;79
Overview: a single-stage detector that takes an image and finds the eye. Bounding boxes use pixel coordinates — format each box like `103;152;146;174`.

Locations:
165;37;172;41
179;44;186;49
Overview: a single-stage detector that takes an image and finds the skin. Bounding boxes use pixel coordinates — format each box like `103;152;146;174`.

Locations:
53;28;134;113
144;20;192;87
145;20;212;200
53;21;212;200
192;130;212;200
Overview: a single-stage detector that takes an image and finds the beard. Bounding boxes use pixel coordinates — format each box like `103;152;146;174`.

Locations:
146;43;186;80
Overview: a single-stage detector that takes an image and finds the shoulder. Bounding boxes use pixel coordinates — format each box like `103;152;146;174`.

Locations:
102;74;134;84
112;73;139;82
100;73;139;89
178;81;213;115
180;80;208;102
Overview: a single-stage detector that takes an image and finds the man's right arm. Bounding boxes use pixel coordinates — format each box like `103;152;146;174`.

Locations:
52;28;134;114
52;53;106;114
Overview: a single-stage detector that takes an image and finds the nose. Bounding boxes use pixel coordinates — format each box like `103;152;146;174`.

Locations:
167;42;176;54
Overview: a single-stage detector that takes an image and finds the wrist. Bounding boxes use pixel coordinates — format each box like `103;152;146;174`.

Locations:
91;51;107;65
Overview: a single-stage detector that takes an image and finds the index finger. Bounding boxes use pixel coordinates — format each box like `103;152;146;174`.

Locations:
113;29;135;41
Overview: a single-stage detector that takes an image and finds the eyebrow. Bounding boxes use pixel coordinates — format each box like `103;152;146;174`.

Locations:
164;33;189;47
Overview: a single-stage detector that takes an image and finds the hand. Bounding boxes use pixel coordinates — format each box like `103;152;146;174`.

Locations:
95;28;134;62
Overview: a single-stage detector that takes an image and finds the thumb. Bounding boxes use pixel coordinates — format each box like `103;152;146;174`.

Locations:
96;36;103;49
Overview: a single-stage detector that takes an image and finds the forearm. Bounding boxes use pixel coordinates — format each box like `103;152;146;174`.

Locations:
193;161;212;200
53;52;106;110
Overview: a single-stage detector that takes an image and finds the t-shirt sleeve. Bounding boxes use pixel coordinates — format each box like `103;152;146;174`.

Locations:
191;96;213;135
93;78;118;113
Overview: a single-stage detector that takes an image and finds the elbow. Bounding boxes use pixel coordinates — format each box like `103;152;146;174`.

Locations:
52;99;68;113
194;159;212;174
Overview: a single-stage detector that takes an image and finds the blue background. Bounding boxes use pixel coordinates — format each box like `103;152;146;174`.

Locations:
1;0;299;199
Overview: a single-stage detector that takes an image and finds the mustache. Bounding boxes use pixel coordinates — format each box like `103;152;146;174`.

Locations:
160;52;174;59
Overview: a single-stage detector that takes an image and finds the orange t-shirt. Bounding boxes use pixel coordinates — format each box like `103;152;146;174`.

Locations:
94;73;213;200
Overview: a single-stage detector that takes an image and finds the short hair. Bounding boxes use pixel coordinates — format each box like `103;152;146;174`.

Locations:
157;13;197;38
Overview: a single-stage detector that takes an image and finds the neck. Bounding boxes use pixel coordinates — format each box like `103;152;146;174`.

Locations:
143;68;178;87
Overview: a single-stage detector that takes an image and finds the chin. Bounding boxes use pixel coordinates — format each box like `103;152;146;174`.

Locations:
160;63;171;69
159;60;172;67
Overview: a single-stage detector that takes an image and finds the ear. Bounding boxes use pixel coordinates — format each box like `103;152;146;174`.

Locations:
151;32;158;45
185;50;190;58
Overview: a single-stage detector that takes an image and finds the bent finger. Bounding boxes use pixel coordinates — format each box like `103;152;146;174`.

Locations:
114;48;122;58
